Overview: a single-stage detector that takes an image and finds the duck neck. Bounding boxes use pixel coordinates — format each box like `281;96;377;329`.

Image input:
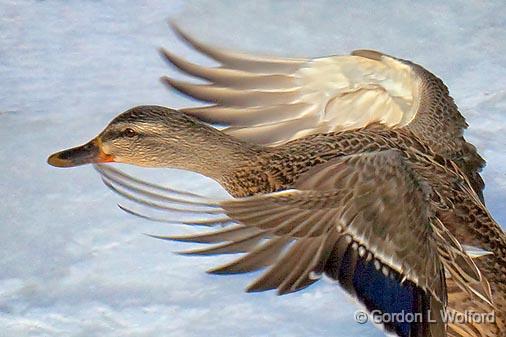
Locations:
167;124;265;187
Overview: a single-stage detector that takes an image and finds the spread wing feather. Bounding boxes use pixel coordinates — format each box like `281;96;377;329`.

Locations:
94;154;490;337
161;23;485;198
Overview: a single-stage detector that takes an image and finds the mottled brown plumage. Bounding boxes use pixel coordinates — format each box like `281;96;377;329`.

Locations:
76;109;503;337
46;25;505;337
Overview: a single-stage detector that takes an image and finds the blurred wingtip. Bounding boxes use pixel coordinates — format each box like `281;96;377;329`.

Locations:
168;18;181;33
143;233;172;241
158;47;168;59
159;75;173;88
168;19;193;45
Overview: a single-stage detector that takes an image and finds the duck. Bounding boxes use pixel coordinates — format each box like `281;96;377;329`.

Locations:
47;24;505;337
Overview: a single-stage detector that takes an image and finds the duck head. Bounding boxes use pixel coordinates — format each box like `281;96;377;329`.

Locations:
48;105;249;173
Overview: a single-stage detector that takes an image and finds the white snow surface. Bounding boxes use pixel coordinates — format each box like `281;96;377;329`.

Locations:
1;1;505;336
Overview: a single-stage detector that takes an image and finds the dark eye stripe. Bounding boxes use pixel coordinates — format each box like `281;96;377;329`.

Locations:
101;131;121;142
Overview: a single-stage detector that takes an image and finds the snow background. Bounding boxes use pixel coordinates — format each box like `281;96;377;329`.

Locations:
1;1;505;336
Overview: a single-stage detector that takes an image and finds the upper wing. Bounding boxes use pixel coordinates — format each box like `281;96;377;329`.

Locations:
161;23;485;198
94;151;490;337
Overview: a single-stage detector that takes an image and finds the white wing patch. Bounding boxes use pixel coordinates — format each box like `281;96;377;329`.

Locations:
293;54;421;129
201;53;423;145
161;26;424;146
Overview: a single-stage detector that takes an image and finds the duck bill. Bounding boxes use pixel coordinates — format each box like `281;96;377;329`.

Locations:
47;138;114;168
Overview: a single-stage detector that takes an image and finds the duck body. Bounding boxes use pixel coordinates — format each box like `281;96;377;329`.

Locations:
46;24;506;337
217;124;506;336
47;106;505;337
228;124;506;292
50;106;506;337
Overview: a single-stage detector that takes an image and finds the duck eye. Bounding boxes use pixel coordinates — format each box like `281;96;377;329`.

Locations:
122;128;137;138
